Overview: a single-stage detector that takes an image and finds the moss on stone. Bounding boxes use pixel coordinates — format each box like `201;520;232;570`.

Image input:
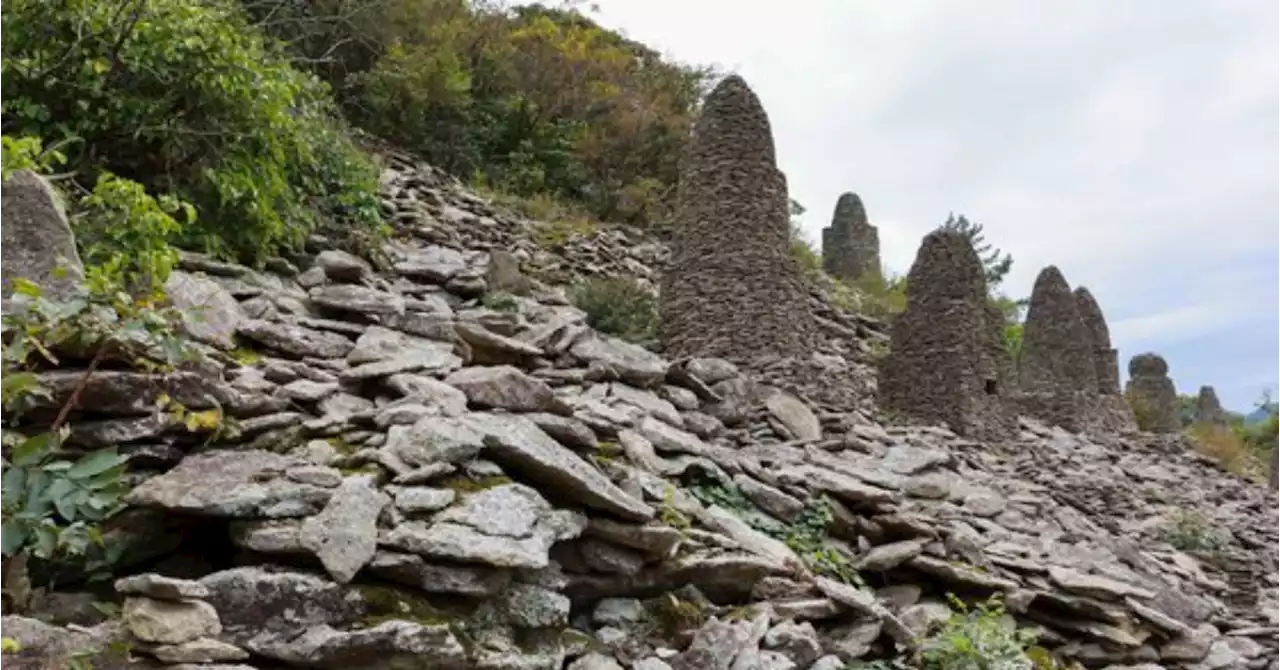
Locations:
645;593;708;637
327;436;359;455
229;346;262;366
439;474;513;494
354;584;458;628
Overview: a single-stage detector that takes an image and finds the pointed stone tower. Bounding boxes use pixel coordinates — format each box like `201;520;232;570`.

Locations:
1125;353;1180;433
821;192;881;281
659;75;815;363
1073;286;1138;433
1194;385;1227;426
878;229;1012;440
1014;266;1097;432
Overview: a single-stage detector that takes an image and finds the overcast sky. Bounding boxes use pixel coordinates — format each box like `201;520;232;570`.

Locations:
588;0;1279;412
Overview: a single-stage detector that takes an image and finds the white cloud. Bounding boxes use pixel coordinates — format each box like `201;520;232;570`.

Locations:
586;0;1278;409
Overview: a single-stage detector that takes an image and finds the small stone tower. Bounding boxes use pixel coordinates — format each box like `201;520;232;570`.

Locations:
821;192;881;281
659;75;815;363
1072;286;1138;433
1014;266;1097;432
878;230;1012;441
1124;353;1180;433
1193;385;1227;426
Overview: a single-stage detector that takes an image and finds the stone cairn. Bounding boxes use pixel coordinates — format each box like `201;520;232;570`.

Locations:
820;192;881;282
659;74;815;365
1014;266;1097;433
1125;353;1181;433
1193;384;1227;426
878;229;1012;441
1072;286;1138;432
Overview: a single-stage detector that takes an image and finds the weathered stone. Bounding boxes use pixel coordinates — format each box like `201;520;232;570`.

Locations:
492;583;570;628
485;250;533;296
367;551;511;596
124;597;221;644
763;620;823;668
199;567;360;639
309;284;405;315
855;539;927;572
238;319;354;359
445;365;570;414
247;620;467;669
230;519;304;554
392;486;456;514
585;518;684;559
115;574;209;601
150;638;250;664
659;75;815;365
385;374;470;416
384;415;487;467
878;230;1012;441
1193;385;1227;426
1047;566;1155;601
2;171;84;304
315;249;371;283
579;538;647;574
765;391;822;441
299;475;389;583
382;511;585;570
670;611;770;670
821;192;881;283
455;321;543;364
394;245;469;283
465;413;654;521
126;450;331;518
165;271;245;349
570;334;669;387
592;598;647;627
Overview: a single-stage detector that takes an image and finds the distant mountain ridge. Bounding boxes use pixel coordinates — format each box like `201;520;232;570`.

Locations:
1244;402;1279;426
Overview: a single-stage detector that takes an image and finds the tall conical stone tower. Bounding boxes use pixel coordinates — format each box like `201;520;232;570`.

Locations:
821;192;881;281
659;75;815;363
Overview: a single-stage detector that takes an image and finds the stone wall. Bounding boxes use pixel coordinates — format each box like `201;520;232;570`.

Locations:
1072;286;1138;433
659;75;816;364
820;192;881;282
1014;266;1096;432
878;230;1012;441
1194;385;1227;425
1125;353;1180;433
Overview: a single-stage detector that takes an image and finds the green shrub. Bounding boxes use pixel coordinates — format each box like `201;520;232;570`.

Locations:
852;270;909;319
915;595;1037;670
568;276;658;348
2;0;384;263
480;292;520;312
1159;509;1225;553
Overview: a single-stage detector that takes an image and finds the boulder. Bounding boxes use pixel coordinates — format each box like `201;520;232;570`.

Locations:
1;170;84;304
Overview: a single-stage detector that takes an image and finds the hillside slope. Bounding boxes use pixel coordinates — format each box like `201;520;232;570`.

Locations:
1;155;1275;670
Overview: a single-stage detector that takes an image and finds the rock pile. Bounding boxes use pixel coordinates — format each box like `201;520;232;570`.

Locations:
1015;266;1100;433
821;192;881;282
878;229;1013;442
2;139;1276;670
1126;354;1182;434
659;74;816;365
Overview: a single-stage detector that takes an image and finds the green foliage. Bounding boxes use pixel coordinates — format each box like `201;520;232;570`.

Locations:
658;484;691;530
480;292;520;313
568;276;659;349
0;135;65;179
76;173;188;296
1;279;198;584
939;214;1013;289
915;595;1037;670
2;0;384;263
782;496;863;586
256;0;713;229
852;270;909;319
1159;509;1225;553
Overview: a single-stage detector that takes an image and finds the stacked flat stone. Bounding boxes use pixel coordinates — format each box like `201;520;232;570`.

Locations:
821;192;881;282
878;230;1012;441
659;74;815;364
1014;267;1097;432
1072;286;1138;433
1193;385;1227;426
1125;353;1180;433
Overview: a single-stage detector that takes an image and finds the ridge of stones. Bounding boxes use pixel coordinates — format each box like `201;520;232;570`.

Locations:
821;192;881;282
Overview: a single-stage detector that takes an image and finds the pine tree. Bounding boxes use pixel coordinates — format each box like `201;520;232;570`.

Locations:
939;213;1013;288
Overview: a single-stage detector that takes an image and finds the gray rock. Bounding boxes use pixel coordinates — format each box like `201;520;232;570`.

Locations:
639;416;712;458
299;476;389;583
385;415;487;467
898;600;953;636
367;550;511;596
493;583;570;628
734;474;805;523
856;539;927;572
316;249;372;283
68;414;173;449
150;637;250;664
570;334;669;387
310;284;405;315
684;358;740;385
395;245;469;283
238;319;354;359
382;483;587;569
807;655;846;670
200;567;361;639
445;365;570;414
126;450;331;518
763;620;823;668
610;383;685;427
568;652;625;670
593;598;646;627
579;538;647;575
464;413;654;521
230;519;304;554
285;465;344;488
165;271;245;349
527;412;599;450
908;555;1019;592
124;596;222;644
813;577;913;648
671;611;770;670
1;170;83;303
385;374;470;416
1047;566;1155;601
585;518;684;558
392;487;456;514
247;620;467;669
765;391;822;441
1160;624;1217;662
280;379;340;403
115;574;209;601
0;615;119;669
820;620;883;662
455;321;543;362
